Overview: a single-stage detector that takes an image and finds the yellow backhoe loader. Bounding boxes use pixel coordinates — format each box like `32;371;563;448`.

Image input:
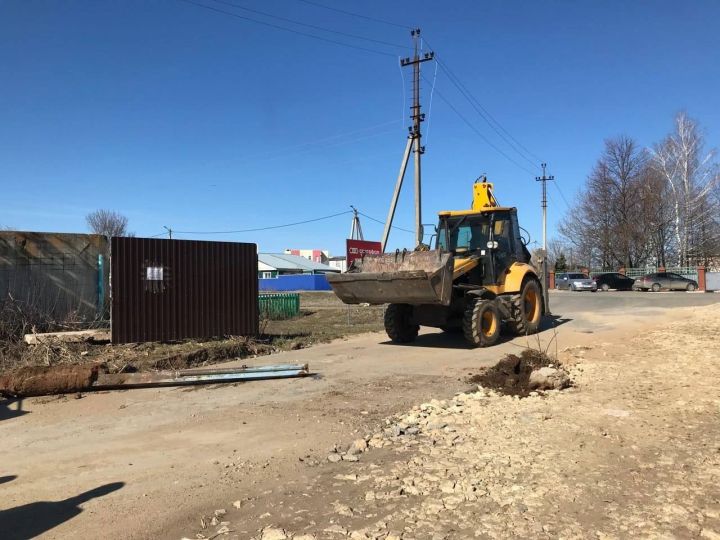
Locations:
327;180;546;347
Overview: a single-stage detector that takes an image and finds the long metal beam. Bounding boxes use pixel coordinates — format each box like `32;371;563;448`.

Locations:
93;363;310;390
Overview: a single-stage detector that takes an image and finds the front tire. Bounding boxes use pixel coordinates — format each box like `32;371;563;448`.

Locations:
651;283;661;292
384;304;419;343
463;299;501;347
601;283;609;292
507;279;543;336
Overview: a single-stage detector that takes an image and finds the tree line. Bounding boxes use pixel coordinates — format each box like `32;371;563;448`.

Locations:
552;112;720;271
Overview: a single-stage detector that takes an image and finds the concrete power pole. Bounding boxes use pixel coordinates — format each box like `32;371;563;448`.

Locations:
535;163;554;313
381;29;434;251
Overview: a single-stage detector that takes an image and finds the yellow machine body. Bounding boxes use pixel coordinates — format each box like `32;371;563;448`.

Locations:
327;180;545;345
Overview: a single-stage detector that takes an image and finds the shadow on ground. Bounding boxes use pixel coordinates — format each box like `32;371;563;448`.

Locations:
378;315;573;350
0;475;18;486
539;315;573;331
0;482;125;540
0;399;28;422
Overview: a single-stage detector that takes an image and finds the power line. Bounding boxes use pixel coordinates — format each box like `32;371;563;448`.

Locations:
293;0;411;30
551;178;572;209
424;59;439;145
434;57;542;170
173;210;353;235
208;0;409;50
427;79;537;176
420;36;544;168
177;0;397;57
237;122;401;165
358;211;414;234
236;119;401;163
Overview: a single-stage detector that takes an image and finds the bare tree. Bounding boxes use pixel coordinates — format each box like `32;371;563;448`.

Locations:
651;112;720;266
86;210;129;238
559;136;655;269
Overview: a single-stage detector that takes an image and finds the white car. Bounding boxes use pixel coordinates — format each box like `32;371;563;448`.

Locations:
555;272;598;292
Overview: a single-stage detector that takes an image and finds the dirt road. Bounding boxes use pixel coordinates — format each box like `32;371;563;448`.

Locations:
1;294;719;539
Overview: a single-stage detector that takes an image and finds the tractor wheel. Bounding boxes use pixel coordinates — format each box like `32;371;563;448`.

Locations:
384;303;419;343
508;279;543;336
651;283;661;292
463;299;501;347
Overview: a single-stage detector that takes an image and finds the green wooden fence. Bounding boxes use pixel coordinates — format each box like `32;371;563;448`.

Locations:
258;293;300;320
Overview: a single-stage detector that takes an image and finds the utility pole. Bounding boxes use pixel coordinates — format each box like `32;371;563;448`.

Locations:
381;29;434;251
349;206;364;240
163;226;173;240
536;163;554;313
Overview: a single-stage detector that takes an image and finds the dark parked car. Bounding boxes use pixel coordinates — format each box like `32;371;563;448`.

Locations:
555;272;597;291
592;272;635;291
634;272;698;292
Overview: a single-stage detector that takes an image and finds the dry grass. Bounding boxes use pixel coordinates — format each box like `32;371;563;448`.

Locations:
0;292;385;375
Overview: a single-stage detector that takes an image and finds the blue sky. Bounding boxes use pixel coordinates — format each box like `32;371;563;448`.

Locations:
1;0;718;256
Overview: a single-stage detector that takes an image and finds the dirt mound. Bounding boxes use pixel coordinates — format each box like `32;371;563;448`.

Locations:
0;364;104;398
467;349;556;397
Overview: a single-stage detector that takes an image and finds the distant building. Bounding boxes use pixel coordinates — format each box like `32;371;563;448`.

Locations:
328;255;347;273
283;248;329;264
258;253;339;292
258;253;339;279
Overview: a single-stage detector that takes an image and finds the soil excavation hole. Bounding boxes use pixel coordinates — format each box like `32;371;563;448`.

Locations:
467;349;555;397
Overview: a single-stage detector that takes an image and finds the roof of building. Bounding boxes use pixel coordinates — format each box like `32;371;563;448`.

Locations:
258;253;340;273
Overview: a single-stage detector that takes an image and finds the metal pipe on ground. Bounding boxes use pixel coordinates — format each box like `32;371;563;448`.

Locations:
0;363;310;398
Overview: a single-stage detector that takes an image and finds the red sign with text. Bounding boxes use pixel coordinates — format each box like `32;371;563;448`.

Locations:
346;239;382;268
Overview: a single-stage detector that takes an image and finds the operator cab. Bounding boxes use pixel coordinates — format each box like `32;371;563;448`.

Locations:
436;209;530;286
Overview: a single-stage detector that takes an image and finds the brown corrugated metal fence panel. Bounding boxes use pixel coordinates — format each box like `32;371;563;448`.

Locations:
110;237;258;344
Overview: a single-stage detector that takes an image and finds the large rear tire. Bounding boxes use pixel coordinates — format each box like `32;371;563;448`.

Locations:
384;303;419;343
463;299;501;347
507;279;543;336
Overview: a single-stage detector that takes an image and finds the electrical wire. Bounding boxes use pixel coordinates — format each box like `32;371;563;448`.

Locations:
434;58;541;171
237;123;401;165
358;211;414;234
177;0;397;57
551;179;572;209
426;79;537;176
424;59;439;145
236;119;401;163
208;0;409;50
293;0;411;30
173;210;353;235
398;56;407;127
421;36;545;169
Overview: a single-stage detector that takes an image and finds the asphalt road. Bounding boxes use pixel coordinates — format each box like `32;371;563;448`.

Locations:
546;289;720;332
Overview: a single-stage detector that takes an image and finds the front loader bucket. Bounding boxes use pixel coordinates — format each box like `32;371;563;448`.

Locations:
327;250;453;306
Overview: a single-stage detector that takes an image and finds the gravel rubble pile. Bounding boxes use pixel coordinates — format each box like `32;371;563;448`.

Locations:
184;305;720;540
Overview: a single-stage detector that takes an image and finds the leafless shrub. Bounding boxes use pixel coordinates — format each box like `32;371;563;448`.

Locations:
86;209;129;238
0;292;101;372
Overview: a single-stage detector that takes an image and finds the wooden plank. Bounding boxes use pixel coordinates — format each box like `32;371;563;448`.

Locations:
24;329;111;345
